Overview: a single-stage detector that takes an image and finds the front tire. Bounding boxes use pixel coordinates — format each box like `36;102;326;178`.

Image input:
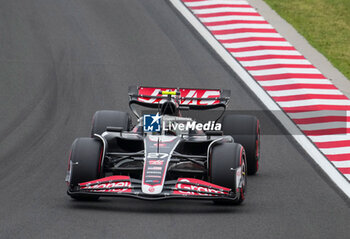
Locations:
67;138;103;200
210;142;247;205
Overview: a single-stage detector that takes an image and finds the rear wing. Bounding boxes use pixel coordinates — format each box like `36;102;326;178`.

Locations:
128;86;230;117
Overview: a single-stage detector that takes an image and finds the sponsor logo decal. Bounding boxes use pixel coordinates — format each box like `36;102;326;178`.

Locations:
145;179;160;183
147;175;162;178
138;88;220;105
143;113;161;132
148;166;162;170
149;160;164;165
147;152;169;159
147;171;162;174
82;181;131;193
174;179;228;196
163;120;221;131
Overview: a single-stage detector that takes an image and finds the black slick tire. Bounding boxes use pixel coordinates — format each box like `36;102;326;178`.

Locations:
91;110;130;136
68;138;103;201
222;114;260;175
210;142;247;205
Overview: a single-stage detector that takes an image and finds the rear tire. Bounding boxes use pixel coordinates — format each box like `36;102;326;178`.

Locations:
222;114;260;175
67;138;103;201
91;110;130;136
210;143;247;205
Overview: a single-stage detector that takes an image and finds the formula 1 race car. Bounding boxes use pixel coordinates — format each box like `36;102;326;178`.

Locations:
66;86;260;205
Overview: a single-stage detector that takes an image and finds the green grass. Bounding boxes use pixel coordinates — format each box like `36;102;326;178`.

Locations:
263;0;350;80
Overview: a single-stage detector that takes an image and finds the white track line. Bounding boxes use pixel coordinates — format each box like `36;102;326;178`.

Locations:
170;0;350;198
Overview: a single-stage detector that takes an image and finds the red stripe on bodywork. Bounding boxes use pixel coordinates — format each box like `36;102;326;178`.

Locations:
79;175;131;186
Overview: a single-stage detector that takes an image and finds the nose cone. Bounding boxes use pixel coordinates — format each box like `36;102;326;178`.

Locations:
141;135;180;194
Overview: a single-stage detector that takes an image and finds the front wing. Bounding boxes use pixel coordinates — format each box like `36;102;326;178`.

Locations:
68;176;238;201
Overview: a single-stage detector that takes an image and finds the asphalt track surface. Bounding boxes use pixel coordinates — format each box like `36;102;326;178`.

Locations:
0;0;349;238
